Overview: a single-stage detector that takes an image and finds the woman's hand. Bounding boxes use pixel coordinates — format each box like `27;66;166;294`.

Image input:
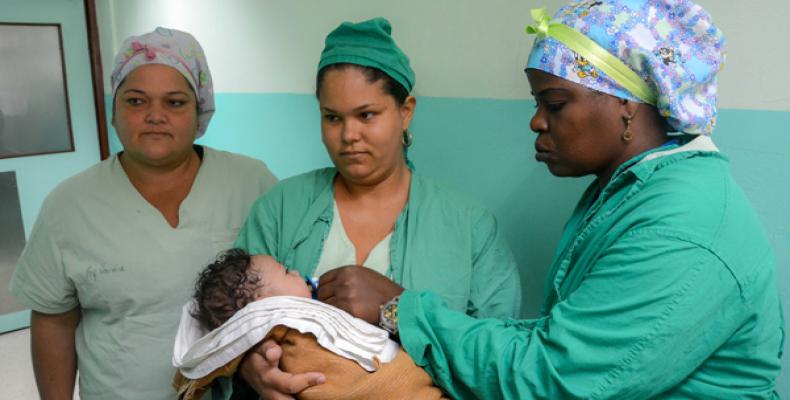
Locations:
317;266;404;324
240;339;325;400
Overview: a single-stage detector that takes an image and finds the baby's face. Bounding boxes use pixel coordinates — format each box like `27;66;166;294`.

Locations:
249;255;312;299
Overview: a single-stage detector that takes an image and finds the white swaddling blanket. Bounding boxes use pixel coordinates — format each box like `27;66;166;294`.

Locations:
172;296;400;379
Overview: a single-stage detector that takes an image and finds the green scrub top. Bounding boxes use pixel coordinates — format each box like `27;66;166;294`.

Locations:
235;167;522;319
10;148;277;400
398;137;785;399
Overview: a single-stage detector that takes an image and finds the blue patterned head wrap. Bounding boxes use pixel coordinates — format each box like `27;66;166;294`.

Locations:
526;0;725;135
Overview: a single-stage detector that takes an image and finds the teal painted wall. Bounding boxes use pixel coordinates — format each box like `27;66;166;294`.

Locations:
714;111;790;399
0;0;101;332
107;94;790;319
107;94;592;315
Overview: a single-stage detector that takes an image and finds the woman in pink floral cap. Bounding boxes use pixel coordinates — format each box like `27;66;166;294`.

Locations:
10;27;277;400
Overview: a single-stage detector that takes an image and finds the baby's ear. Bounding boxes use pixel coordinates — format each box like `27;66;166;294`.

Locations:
253;288;273;301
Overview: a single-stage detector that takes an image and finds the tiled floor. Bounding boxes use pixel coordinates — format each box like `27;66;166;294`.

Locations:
0;329;79;400
0;329;38;399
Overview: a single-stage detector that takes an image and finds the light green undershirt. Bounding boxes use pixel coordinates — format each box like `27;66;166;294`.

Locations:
313;200;392;278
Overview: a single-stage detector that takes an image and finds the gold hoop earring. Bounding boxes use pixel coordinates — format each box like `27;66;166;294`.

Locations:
402;130;413;148
622;116;634;142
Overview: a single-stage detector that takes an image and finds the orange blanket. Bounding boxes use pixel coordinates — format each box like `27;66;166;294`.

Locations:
173;325;448;400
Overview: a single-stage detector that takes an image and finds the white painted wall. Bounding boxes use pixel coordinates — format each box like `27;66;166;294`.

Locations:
97;0;790;110
703;0;790;110
98;0;538;98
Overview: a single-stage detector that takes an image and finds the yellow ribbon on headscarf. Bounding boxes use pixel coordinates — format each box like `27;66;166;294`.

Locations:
525;8;657;105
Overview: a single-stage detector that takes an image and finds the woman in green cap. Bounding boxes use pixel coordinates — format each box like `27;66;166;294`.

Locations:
222;17;522;399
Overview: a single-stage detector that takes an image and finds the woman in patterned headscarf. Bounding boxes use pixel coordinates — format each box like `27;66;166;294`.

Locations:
345;1;783;399
10;27;277;400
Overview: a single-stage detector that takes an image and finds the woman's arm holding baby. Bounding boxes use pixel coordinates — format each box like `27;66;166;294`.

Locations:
240;339;326;400
317;266;404;325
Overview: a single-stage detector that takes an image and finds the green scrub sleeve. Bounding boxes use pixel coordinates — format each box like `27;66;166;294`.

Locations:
468;210;521;318
234;193;278;256
398;232;778;399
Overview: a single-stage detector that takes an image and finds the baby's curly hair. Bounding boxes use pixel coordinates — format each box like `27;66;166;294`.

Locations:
192;248;262;330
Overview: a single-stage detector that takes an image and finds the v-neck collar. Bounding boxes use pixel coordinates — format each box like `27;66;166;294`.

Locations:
111;146;211;230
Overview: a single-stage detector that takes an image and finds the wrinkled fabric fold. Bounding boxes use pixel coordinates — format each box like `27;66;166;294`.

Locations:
174;326;448;400
173;296;399;379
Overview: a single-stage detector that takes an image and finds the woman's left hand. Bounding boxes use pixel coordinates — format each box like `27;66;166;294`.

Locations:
317;266;404;324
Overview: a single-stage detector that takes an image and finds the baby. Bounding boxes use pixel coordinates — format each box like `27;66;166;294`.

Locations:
172;248;446;400
191;248;315;330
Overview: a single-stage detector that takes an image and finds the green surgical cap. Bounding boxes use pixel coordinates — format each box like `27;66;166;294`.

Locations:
318;17;415;93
